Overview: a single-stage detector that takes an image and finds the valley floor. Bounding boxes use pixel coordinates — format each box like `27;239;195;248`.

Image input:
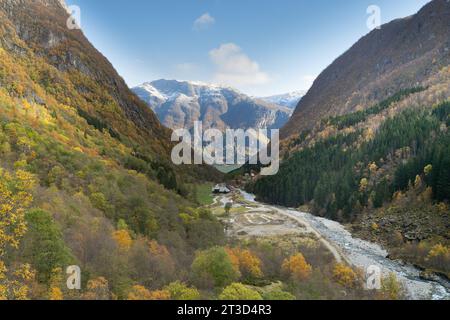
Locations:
210;188;450;300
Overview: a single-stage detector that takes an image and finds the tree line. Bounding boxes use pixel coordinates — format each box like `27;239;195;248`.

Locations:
248;98;450;222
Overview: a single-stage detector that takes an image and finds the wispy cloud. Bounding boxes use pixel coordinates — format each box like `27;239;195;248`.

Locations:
193;13;215;30
209;43;270;87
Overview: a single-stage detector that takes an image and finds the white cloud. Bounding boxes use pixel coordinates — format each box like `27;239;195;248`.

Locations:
209;43;270;87
193;13;215;30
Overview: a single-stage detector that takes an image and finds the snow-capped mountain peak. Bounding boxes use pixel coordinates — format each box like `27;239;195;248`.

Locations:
132;79;292;131
259;91;305;109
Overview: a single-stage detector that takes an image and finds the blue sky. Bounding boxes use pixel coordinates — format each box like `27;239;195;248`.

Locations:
66;0;430;96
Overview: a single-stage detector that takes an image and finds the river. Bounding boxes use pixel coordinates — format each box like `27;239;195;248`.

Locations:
239;190;450;300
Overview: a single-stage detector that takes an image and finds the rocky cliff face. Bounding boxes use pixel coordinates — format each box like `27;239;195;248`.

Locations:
282;0;450;139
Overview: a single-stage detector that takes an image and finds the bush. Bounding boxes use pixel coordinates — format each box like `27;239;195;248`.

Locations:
127;285;170;300
332;263;359;288
191;247;239;288
380;273;404;300
163;281;200;300
219;283;263;300
262;290;295;300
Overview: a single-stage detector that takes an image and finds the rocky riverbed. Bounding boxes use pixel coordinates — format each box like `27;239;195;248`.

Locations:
214;189;450;300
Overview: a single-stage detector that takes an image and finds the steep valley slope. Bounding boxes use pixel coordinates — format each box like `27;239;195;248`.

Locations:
0;0;224;299
247;0;450;280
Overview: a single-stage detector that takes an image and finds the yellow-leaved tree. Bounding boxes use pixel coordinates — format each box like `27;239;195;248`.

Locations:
0;168;36;300
48;267;64;300
219;283;263;300
81;277;111;300
225;247;263;279
332;263;359;288
282;253;312;281
112;229;133;251
163;281;201;300
127;285;170;300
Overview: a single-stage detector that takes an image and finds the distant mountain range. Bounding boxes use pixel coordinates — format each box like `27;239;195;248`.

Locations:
132;80;292;131
259;91;304;109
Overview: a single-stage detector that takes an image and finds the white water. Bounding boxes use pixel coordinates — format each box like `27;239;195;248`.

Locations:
239;190;450;300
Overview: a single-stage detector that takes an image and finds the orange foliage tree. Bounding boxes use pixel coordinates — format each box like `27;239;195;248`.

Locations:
225;247;263;279
82;277;111;300
282;253;312;281
127;285;170;300
332;263;358;288
112;229;133;251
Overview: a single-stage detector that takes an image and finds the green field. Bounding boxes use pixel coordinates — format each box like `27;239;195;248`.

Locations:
196;183;215;206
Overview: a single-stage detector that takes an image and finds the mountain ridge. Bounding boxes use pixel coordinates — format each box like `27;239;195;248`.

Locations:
259;91;304;109
133;79;291;131
282;0;450;139
246;0;450;283
0;0;170;146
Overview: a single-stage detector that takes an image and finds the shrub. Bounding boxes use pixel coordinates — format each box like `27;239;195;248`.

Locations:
262;290;295;300
127;285;170;300
219;283;262;300
380;273;404;300
332;263;358;288
163;281;200;300
191;247;239;288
